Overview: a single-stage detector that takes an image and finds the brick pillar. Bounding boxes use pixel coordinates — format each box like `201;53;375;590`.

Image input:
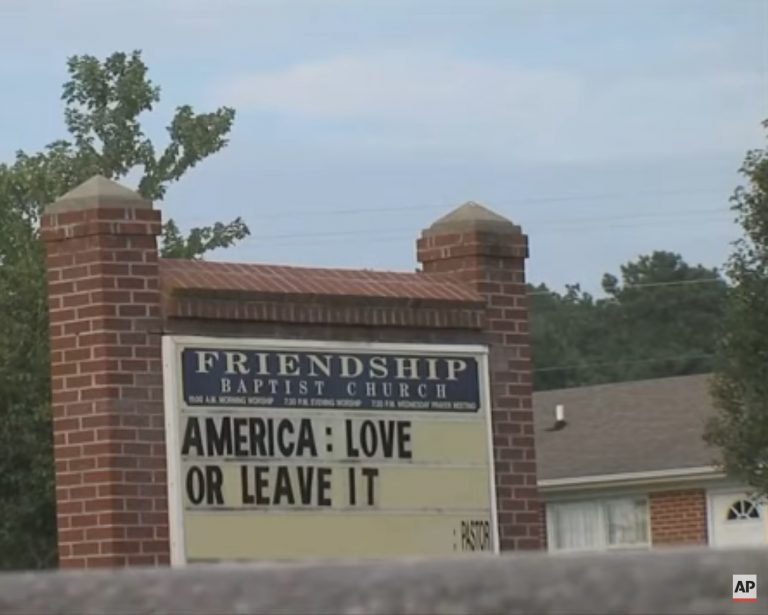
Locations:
417;201;542;551
41;175;170;568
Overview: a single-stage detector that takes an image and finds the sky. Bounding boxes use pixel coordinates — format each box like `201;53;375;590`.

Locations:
1;0;766;293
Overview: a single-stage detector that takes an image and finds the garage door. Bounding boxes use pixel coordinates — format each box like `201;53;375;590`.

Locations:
708;490;767;547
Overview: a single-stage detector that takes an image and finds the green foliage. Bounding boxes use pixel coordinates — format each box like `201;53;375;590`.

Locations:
531;251;728;391
0;50;247;570
705;119;768;496
529;283;604;390
162;217;250;260
0;188;54;569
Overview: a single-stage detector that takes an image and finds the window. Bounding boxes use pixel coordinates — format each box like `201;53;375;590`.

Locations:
726;499;761;521
548;496;649;552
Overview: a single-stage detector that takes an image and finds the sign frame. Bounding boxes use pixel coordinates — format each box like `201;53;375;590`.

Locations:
162;335;499;565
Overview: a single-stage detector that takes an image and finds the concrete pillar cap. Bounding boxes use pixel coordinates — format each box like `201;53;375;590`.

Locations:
422;201;521;236
47;175;151;213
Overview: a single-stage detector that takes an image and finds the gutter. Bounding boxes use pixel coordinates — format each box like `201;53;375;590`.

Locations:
537;466;727;493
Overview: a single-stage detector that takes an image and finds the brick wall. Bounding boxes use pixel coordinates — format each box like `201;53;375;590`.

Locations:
42;179;169;568
649;489;708;546
417;214;542;551
43;181;542;567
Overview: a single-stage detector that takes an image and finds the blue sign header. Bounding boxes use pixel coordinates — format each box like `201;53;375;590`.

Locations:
181;347;481;412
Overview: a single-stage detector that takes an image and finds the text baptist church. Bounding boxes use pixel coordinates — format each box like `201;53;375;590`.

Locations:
186;349;474;402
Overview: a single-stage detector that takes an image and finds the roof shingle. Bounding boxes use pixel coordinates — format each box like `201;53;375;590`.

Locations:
533;374;719;481
160;259;483;303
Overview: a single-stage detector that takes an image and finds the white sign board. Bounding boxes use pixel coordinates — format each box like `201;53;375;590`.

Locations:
162;337;497;563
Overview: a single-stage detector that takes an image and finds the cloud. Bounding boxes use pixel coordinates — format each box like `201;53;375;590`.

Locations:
221;51;582;123
216;51;766;163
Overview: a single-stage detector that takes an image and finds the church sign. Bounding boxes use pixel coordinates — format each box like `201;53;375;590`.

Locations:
163;337;498;563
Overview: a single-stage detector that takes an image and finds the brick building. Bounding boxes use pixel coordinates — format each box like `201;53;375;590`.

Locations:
41;176;543;568
534;374;768;551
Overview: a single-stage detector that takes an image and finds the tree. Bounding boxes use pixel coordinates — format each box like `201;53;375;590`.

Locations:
529;283;605;390
530;251;728;391
599;251;727;382
706;119;768;497
0;51;249;569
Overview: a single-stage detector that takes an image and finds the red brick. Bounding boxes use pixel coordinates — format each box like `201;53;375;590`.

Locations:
45;194;168;571
47;187;541;567
118;305;149;317
68;457;97;472
69;485;98;500
78;305;117;319
86;556;127;568
70;514;99;528
72;541;100;556
83;469;123;484
64;347;93;362
126;526;155;540
58;529;85;543
140;539;170;554
61;265;90;280
418;221;538;551
77;275;118;291
126;555;157;566
97;512;139;526
84;497;126;512
90;263;130;276
54;417;80;431
48;281;75;295
99;484;139;498
650;489;707;546
49;309;78;324
92;290;132;304
112;540;142;555
80;387;120;401
94;373;134;386
65;375;93;389
62;293;92;309
57;445;82;460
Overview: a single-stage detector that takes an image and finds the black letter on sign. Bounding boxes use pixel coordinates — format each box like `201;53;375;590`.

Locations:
206;417;232;456
345;420;359;457
360;421;377;457
274;466;295;505
205;465;224;505
241;465;254;504
296;419;318;457
361;467;379;506
348;467;356;505
233;417;248;457
186;465;223;505
277;420;296;457
255;466;270;505
181;417;203;456
397;421;412;459
186;466;205;505
317;467;332;506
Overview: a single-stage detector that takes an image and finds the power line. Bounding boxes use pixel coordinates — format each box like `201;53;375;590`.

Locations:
522;206;729;225
532;353;715;374
175;186;728;225
248;187;728;219
240;218;732;248
240;208;732;245
251;207;730;241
